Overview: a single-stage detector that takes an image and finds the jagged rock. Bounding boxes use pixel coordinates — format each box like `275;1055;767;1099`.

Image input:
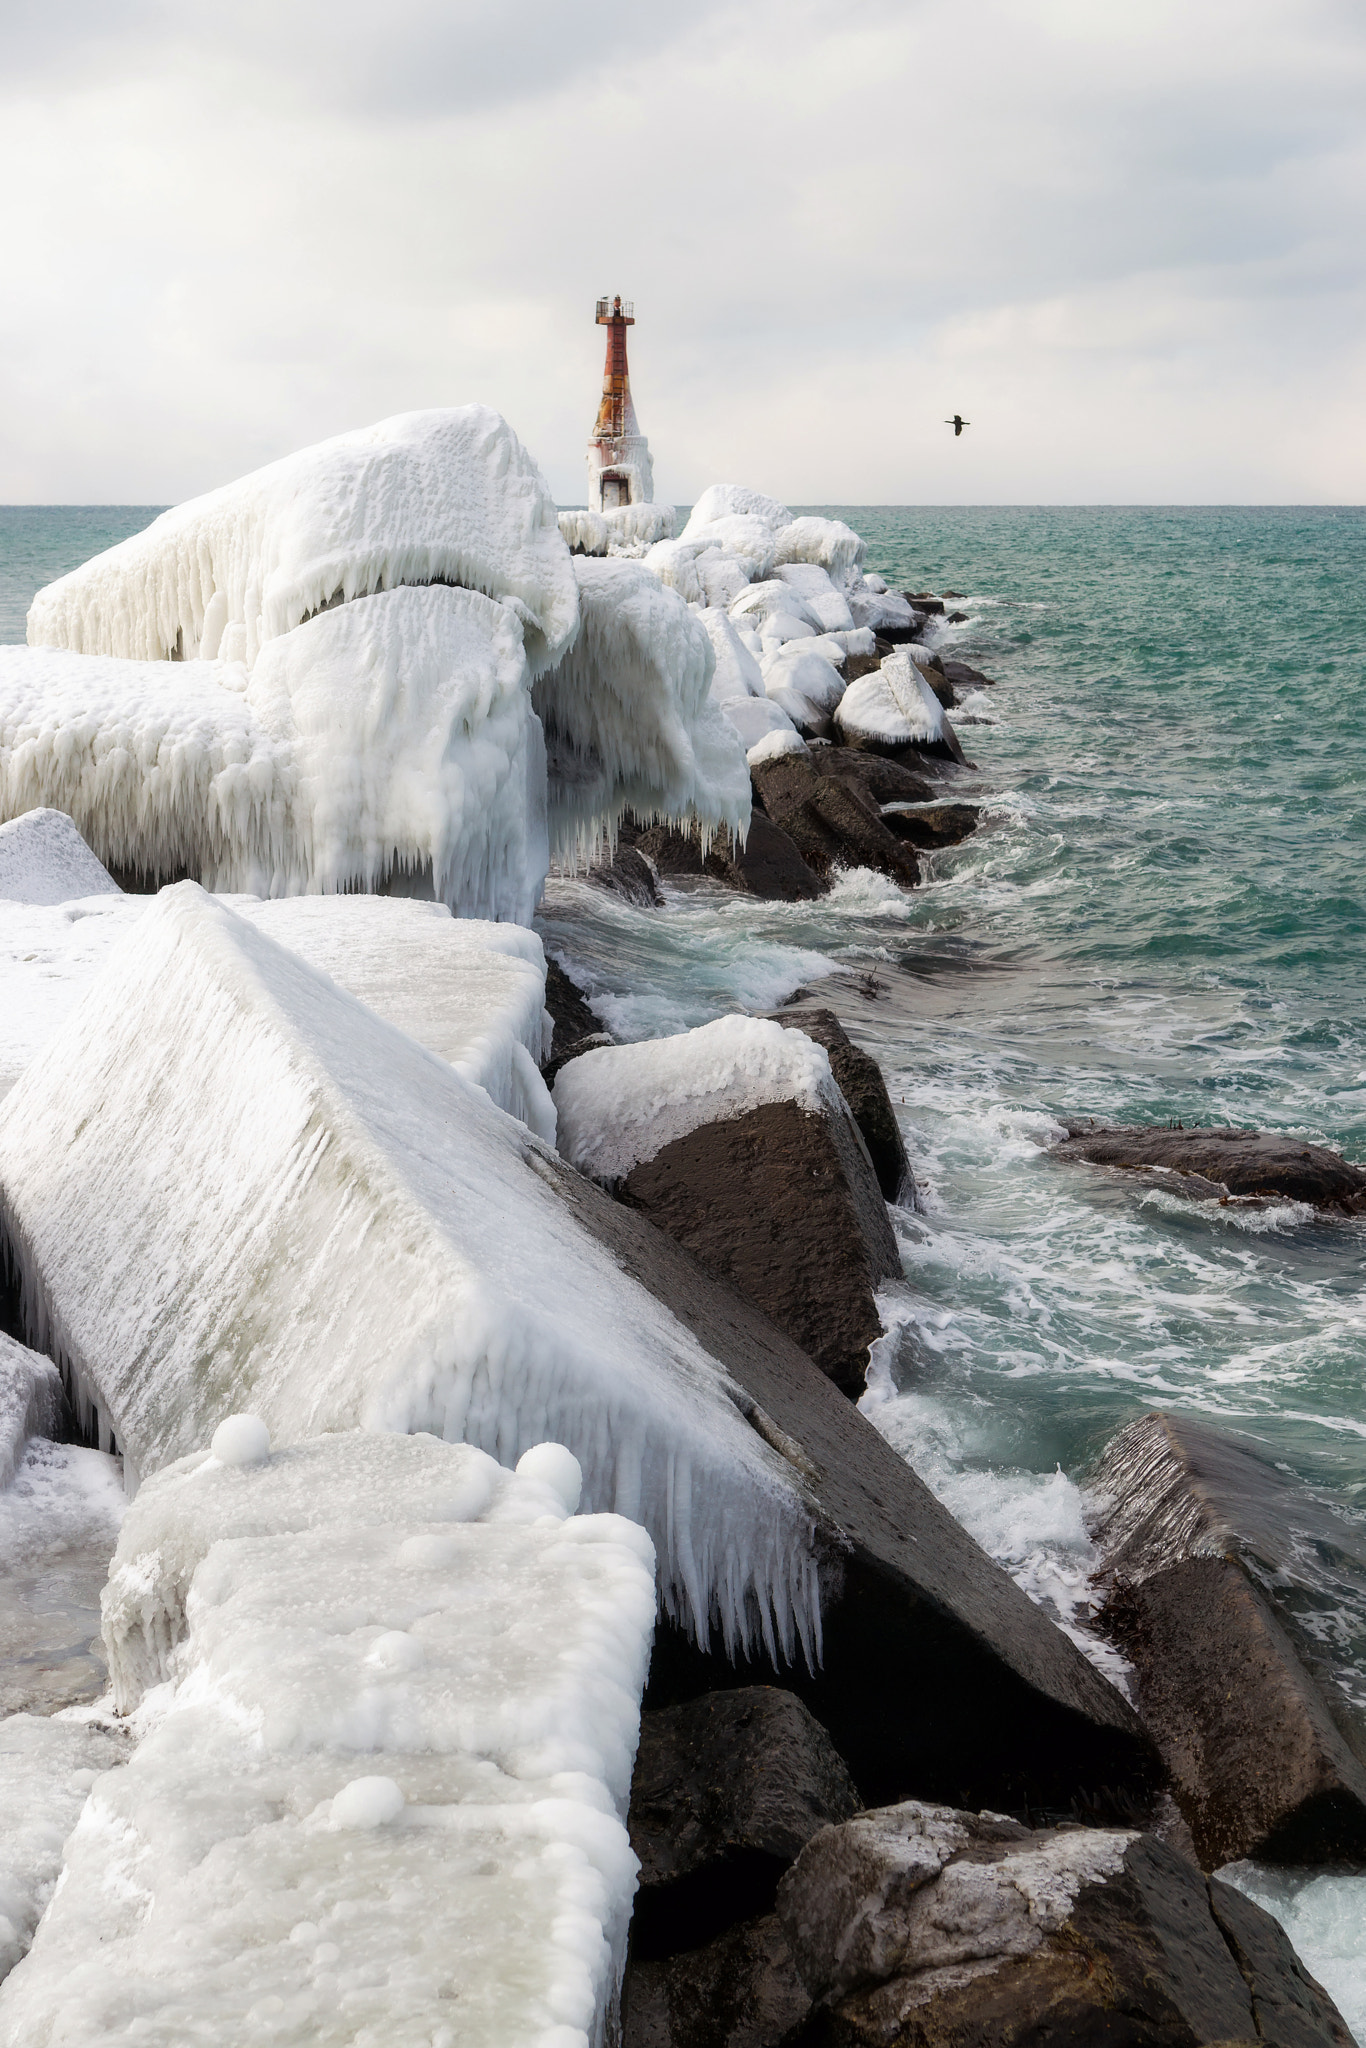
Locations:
542;1149;1159;1814
629;1687;860;1959
589;843;664;906
880;803;981;852
750;753;920;888
1053;1121;1366;1213
768;1007;913;1203
542;1031;615;1089
817;750;938;808
543;955;598;1053
904;594;946;614
631;816;827;902
940;661;995;691
555;1019;902;1394
776;1801;1353;2048
623;1914;811;2048
1092;1411;1366;1868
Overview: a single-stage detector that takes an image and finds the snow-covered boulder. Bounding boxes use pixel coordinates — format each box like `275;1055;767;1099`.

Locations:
553;1018;901;1394
698;609;764;710
847;583;919;635
0;583;549;919
0;1431;655;2048
0;1335;60;1490
759;612;818;649
835;651;967;764
717;694;799;753
0;810;119;905
684;486;792;533
0;1716;130;1987
29;406;579;681
0;885;821;1657
534;559;750;862
730;581;823;632
761;644;848;717
772;516;865;582
773;562;857;634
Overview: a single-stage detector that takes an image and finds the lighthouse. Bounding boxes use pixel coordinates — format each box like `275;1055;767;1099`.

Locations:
587;295;655;511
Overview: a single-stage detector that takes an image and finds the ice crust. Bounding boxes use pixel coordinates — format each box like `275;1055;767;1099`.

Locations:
0;1715;130;1985
28;407;578;681
0;808;119;905
559;505;675;556
0;1336;60;1491
0;868;553;1134
0;1432;657;2047
0;886;821;1657
552;1014;844;1185
837;651;948;749
534;559;750;863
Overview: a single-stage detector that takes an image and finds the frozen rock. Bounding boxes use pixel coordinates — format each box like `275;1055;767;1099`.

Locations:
773;562;857;634
846;585;919;636
0;1714;131;1985
534;558;750;864
730;581;823;632
835;650;968;765
0;886;822;1662
561;504;676;555
673;515;776;581
684;487;792;534
698;609;765;708
776;1803;1353;2048
0;810;118;905
720;693;802;753
0;1337;60;1491
746;728;809;769
758;612;818;648
1092;1411;1366;1867
29;405;578;680
761;644;847;715
1;1431;656;2048
553;1018;901;1394
628;1688;859;1958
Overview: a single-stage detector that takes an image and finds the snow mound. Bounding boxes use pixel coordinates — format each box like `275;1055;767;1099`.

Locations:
28;406;578;681
773;516;865;581
717;695;798;752
774;563;857;633
534;559;750;863
234;897;554;1140
672;514;775;580
848;584;918;634
0;885;820;1657
1;584;549;919
731;581;823;631
0;1715;129;1986
0;1335;60;1490
684;485;793;533
762;643;848;716
836;651;949;750
553;1015;843;1185
746;728;809;768
1;1431;655;2048
0;811;119;906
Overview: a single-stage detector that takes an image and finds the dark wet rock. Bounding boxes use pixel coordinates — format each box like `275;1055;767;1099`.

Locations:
750;754;920;888
817;750;938;808
946;609;969;623
768;1006;914;1203
941;655;997;689
629;1687;860;1958
904;594;945;614
589;843;664;907
617;1095;901;1396
777;1802;1353;2048
541;1147;1158;1813
1093;1411;1366;1868
632;815;827;903
543;956;598;1055
542;1031;615;1090
623;1914;811;2048
880;803;981;852
842;651;885;684
1052;1120;1366;1213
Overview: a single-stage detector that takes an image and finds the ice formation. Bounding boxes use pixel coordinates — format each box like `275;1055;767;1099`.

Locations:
685;485;793;532
533;559;750;862
559;504;676;556
772;515;865;581
0;1431;656;2047
552;1015;845;1185
0;1716;129;1985
28;407;578;681
0;808;119;905
0;886;822;1656
774;562;857;633
0;1335;60;1490
836;651;953;752
1;584;549;918
762;643;848;715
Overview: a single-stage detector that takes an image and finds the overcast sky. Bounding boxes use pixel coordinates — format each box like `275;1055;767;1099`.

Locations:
2;0;1363;504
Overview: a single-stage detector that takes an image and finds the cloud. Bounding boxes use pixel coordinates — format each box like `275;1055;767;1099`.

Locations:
0;0;1363;502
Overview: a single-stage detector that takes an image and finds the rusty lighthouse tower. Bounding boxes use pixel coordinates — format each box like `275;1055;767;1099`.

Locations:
587;295;655;511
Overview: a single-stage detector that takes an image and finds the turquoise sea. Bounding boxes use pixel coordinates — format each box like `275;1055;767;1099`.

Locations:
4;504;1366;2021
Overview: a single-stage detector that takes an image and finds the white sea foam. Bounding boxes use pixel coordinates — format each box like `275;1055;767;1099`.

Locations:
1218;1863;1366;2046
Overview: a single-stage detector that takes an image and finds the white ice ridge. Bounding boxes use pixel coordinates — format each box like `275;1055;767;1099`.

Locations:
28;407;579;681
0;1335;60;1490
534;558;750;863
0;886;822;1659
0;1431;656;2048
553;1015;843;1186
0;808;119;905
0;1716;130;1986
0;583;549;918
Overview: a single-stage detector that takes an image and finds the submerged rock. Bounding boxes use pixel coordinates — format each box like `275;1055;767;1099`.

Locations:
776;1800;1353;2048
553;1017;902;1394
628;1687;859;1959
1092;1411;1366;1868
767;1006;914;1203
1053;1120;1366;1213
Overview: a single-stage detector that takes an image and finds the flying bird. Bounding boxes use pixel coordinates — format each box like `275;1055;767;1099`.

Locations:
945;414;970;437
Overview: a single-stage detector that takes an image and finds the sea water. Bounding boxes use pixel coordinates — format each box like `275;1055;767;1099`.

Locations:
4;504;1365;2025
